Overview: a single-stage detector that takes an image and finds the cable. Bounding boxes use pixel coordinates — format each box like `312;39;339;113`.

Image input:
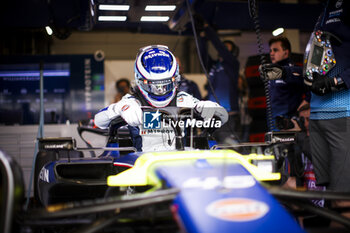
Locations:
185;0;240;190
185;0;244;145
185;0;220;104
172;31;182;53
25;61;45;210
248;0;274;131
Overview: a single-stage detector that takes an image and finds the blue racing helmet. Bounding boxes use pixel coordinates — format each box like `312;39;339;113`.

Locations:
134;45;180;107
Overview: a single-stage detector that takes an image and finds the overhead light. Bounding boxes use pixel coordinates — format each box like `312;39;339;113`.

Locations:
98;5;130;11
272;28;284;36
145;5;176;11
45;26;53;36
140;16;170;22
98;16;127;21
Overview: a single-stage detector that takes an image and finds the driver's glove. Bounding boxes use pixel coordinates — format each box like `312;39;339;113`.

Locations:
113;98;143;126
259;63;285;80
195;101;228;124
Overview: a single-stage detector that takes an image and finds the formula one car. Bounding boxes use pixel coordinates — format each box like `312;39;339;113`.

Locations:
2;107;350;233
34;107;282;207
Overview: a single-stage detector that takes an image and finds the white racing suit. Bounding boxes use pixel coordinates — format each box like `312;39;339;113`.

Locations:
94;91;228;152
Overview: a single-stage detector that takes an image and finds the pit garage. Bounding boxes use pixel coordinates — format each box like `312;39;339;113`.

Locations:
1;0;350;233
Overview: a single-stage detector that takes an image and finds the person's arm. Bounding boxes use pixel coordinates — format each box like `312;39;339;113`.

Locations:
310;69;349;96
94;94;143;129
203;25;235;64
199;30;213;70
204;25;240;112
283;65;312;103
283;66;304;85
94;105;119;129
228;60;240;113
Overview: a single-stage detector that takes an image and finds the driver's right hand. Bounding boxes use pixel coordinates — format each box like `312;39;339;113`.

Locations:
114;98;143;126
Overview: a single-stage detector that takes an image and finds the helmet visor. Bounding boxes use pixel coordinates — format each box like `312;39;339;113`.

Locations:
138;76;177;96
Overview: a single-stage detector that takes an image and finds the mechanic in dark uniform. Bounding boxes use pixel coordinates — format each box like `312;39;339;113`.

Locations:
199;23;240;143
306;0;350;193
260;37;311;187
261;36;310;128
262;1;350;193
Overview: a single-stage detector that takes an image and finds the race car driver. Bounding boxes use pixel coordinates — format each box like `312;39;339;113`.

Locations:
94;45;228;152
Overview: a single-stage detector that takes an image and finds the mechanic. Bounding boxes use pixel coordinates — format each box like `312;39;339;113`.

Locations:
280;103;312;189
114;78;131;103
199;23;240;143
259;37;311;188
306;0;350;193
94;45;228;152
291;103;327;201
284;103;328;227
260;36;310;126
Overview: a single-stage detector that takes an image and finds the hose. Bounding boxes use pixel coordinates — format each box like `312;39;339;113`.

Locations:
248;0;274;131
